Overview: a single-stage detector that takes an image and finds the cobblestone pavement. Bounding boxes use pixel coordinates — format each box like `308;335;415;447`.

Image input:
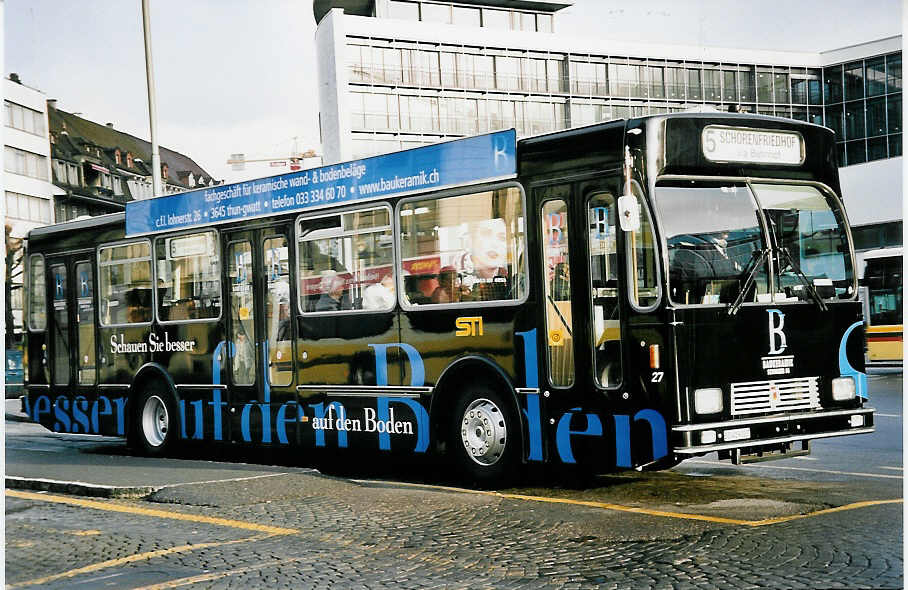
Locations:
6;471;903;589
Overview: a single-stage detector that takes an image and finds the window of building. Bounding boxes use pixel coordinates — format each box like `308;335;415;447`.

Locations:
844;100;866;140
537;14;553;33
298;205;394;313
156;231;221;322
388;0;419;20
27;255;46;331
844;61;865;102
98;241;153;326
398;186;526;306
6;192;52;224
687;68;702;100
53;159;67;183
4;146;48;181
482;8;510;29
887;93;901;134
115;149;122;166
421;3;451;24
825;65;843;103
126;152;134;168
113;176;123;196
4;101;45;136
866;57;887;96
887;54;901;93
452;6;480;27
67;163;79;185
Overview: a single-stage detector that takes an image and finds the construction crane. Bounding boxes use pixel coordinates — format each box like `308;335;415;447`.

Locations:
227;144;320;172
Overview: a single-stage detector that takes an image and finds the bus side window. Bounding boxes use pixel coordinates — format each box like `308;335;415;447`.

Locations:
99;241;152;326
27;255;47;331
588;193;622;388
155;231;221;322
398;186;526;306
627;185;661;310
541;199;574;387
75;262;96;386
297;206;395;317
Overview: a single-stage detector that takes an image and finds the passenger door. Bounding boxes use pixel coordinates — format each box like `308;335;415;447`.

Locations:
224;224;297;445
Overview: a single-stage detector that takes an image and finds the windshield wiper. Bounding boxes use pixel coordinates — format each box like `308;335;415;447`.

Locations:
728;248;769;316
777;247;828;311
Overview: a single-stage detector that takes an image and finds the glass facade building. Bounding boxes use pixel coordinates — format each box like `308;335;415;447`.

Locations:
316;1;902;252
823;53;901;166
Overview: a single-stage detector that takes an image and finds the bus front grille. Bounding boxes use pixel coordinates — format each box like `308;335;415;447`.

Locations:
730;377;821;416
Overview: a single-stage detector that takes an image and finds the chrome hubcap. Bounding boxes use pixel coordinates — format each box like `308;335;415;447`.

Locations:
461;398;506;466
142;395;169;447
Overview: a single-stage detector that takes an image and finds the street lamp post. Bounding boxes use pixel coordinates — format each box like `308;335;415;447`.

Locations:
141;0;163;198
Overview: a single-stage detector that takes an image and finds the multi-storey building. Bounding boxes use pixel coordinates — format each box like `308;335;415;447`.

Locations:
314;0;901;253
4;74;60;338
4;74;58;239
47;104;219;223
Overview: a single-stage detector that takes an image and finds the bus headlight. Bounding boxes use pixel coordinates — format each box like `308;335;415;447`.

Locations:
694;388;723;414
832;377;856;401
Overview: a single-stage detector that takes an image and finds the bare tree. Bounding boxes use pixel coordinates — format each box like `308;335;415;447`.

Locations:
6;223;24;349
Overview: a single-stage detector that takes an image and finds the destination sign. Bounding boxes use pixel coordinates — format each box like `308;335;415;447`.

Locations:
125;129;517;236
701;125;804;165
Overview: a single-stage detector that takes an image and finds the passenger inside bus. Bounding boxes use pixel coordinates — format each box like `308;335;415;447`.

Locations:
315;274;350;312
432;266;462;303
125;288;151;323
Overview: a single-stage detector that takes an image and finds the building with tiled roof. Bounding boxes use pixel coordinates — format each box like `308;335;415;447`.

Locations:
47;104;220;222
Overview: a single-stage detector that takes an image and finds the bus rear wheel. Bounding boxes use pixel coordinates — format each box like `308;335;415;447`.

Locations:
448;385;517;486
131;384;177;456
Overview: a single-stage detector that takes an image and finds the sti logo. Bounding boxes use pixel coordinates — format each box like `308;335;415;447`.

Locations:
455;316;483;337
767;309;787;355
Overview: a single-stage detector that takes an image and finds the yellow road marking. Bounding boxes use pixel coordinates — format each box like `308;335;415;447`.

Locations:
6;536;267;589
132;557;306;590
359;479;903;527
5;490;298;535
489;492;903;527
748;499;905;526
70;530;101;536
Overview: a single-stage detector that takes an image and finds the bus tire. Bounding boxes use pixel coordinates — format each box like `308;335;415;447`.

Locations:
132;383;177;456
448;384;518;486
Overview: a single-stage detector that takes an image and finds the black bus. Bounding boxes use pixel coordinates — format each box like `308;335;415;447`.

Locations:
23;113;874;483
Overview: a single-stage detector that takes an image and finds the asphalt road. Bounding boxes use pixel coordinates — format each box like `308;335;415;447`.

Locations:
5;373;903;589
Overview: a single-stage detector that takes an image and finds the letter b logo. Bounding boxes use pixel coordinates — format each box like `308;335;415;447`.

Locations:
767;309;787;355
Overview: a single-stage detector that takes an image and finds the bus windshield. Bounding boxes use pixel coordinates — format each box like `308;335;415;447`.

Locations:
751;183;854;301
655;180;770;306
654;180;854;306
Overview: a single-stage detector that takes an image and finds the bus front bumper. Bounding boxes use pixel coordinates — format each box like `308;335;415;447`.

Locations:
672;407;875;456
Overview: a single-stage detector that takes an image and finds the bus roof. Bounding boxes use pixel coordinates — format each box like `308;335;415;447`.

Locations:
28;211;124;242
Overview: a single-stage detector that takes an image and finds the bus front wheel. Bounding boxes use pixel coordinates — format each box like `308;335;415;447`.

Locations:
131;384;177;456
448;385;518;486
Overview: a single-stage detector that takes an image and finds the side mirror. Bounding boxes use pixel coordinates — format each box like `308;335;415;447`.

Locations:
617;195;640;232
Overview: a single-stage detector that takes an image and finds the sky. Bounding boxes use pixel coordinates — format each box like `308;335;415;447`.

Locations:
4;0;902;184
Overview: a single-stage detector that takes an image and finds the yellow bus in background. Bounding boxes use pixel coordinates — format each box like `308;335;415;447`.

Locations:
860;248;903;364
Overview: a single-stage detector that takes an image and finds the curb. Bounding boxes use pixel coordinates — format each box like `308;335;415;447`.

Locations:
6;476;158;499
6;412;32;423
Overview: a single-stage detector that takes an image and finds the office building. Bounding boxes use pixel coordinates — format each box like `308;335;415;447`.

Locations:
314;0;901;253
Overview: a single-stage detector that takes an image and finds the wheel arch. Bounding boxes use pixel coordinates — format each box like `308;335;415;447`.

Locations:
429;355;526;462
128;363;180;444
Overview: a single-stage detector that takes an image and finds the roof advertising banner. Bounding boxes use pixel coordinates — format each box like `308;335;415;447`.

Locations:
125;129;517;236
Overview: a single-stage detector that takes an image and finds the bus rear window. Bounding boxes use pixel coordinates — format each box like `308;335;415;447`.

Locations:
398;186;526;306
156;231;221;322
27;255;46;331
99;241;152;325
